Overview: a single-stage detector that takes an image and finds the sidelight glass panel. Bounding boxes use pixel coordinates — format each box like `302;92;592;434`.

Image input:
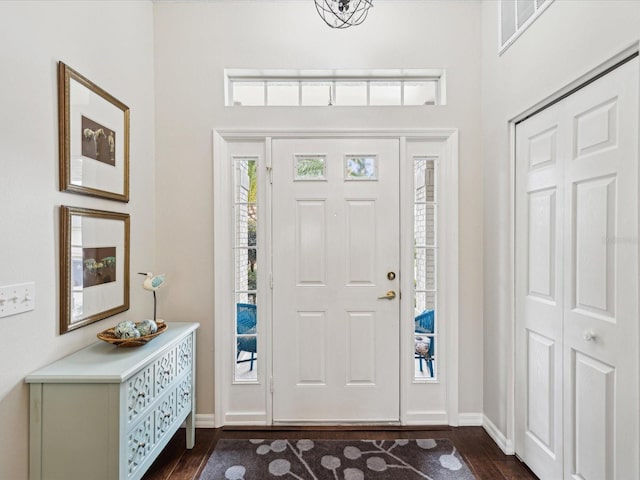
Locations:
415;291;436;313
413;157;438;380
414;248;436;291
234;249;257;292
234;206;257;247
236;298;257;381
234;158;257;203
414;204;436;247
414;158;436;202
233;157;259;382
414;332;435;379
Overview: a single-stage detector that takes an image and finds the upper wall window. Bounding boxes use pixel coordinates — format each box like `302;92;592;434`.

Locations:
225;69;446;107
500;0;554;54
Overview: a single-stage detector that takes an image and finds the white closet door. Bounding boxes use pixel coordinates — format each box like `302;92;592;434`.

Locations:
561;59;638;480
515;99;565;480
516;57;639;480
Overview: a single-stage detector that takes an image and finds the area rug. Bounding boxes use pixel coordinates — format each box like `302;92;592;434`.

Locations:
199;439;476;480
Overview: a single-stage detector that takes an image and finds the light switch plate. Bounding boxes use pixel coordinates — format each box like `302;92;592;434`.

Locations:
0;282;35;318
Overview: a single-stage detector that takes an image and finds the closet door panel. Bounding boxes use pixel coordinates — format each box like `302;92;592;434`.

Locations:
515;101;564;480
563;58;638;480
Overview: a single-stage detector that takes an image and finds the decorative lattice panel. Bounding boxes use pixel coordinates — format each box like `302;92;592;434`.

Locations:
177;336;193;376
154;348;176;396
177;374;192;417
127;415;154;477
155;390;176;441
126;365;153;424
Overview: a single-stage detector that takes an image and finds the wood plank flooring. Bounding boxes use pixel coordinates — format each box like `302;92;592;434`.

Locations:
142;427;539;480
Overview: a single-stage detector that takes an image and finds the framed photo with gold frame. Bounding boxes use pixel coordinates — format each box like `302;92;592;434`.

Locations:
58;62;130;202
60;206;130;334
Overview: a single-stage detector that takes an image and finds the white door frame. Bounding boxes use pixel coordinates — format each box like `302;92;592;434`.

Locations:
213;128;460;427
505;44;640;456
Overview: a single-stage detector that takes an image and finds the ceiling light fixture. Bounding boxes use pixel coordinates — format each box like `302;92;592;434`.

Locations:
314;0;373;29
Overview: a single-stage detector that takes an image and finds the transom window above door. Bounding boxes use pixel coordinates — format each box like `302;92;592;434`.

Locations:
225;69;446;107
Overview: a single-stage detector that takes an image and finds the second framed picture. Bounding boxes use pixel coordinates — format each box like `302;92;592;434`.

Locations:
58;61;130;202
60;206;130;334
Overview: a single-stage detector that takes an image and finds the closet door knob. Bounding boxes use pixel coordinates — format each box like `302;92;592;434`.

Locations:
583;331;596;342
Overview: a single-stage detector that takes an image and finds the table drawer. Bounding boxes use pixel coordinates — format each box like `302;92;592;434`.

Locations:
127;412;154;479
176;335;193;376
154;346;177;395
176;373;192;418
126;364;154;425
154;389;177;442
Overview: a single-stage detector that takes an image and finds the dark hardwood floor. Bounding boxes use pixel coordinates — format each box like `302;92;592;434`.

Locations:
142;426;539;480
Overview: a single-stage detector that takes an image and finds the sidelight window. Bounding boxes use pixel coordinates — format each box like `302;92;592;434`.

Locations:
233;157;258;381
413;157;437;380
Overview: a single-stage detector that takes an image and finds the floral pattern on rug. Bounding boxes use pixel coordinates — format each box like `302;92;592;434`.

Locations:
199;439;476;480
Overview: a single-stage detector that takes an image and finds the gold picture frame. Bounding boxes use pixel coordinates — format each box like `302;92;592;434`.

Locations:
60;206;130;334
58;62;130;202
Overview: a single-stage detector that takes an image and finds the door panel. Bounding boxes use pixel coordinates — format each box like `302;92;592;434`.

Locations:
516;57;638;480
526;330;555;453
527;188;557;301
296;200;326;285
563;58;638;480
516;99;564;479
272;138;400;423
296;311;326;383
573;176;615;317
573;351;614;480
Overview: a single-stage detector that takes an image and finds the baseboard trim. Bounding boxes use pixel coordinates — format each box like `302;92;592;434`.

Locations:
458;413;483;426
482;414;514;455
195;414;216;428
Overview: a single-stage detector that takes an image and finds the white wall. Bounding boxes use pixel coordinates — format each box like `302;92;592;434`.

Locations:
153;0;484;420
481;0;640;446
0;2;155;478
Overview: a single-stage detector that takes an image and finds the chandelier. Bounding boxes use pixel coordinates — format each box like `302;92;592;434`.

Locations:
314;0;373;29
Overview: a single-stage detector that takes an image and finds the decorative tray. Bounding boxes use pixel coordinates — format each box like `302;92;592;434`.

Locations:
97;321;167;347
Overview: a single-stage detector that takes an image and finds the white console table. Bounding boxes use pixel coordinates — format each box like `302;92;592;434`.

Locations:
26;322;199;480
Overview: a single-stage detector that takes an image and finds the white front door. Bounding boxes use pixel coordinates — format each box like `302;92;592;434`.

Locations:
515;57;639;479
272;137;400;423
